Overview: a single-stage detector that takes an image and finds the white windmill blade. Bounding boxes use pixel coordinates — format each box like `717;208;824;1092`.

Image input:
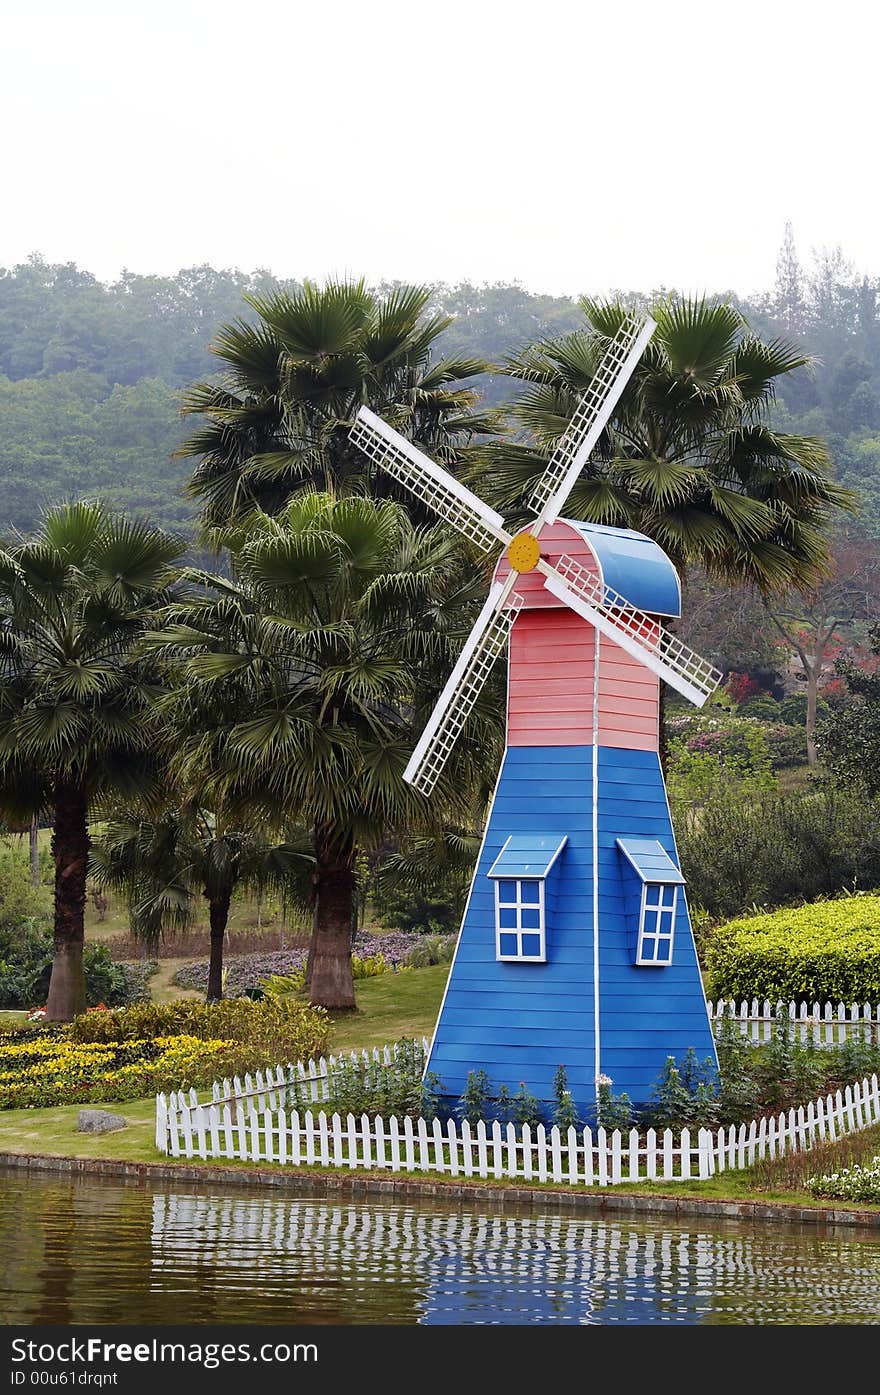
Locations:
537;554;722;707
349;406;510;554
530;314;657;530
404;573;524;796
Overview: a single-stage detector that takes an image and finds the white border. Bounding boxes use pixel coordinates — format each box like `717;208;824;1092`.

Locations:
494;877;547;962
635;883;678;966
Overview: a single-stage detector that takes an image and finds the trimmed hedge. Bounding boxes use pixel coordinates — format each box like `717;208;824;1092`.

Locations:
704;895;880;1002
69;996;330;1063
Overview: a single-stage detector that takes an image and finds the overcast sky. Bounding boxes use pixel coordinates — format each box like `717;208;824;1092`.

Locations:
4;0;877;299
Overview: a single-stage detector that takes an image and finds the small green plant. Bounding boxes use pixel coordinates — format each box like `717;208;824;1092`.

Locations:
836;1034;880;1082
511;1081;543;1127
641;1058;696;1130
406;935;456;969
551;1064;580;1130
458;1068;491;1125
70;996;329;1061
323;1037;428;1119
495;1082;513;1125
595;1075;634;1131
715;1015;761;1123
351;952;387;980
420;1071;446;1123
257;969;307;998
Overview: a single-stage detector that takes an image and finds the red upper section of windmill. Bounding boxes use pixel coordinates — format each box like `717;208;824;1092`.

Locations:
494;520;661;752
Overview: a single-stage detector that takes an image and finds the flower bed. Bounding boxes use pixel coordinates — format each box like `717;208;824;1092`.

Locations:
807;1155;880;1203
0;1033;240;1109
171;932;423;996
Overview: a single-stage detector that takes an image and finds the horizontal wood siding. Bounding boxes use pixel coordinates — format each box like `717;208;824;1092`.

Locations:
508;609;596;746
507;611;660;751
426;744;715;1113
427;745;596;1109
596;746;716;1103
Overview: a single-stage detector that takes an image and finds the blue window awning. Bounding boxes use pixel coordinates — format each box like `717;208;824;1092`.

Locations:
616;838;685;885
487;835;568;880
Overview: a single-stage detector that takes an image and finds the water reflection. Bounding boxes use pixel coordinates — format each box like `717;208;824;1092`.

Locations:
2;1168;879;1325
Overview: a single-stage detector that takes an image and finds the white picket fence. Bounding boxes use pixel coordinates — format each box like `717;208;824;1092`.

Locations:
707;999;880;1046
160;1038;433;1120
155;1072;880;1187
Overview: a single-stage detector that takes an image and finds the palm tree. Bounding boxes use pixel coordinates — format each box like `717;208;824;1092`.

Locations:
474;296;855;593
180;279;496;530
92;809;312;1000
145;493;499;1010
0;503;183;1020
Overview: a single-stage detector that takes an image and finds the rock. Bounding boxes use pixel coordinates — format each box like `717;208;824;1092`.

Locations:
76;1109;128;1134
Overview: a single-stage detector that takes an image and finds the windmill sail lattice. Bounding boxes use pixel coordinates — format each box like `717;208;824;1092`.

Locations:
349;313;722;793
349;407;506;554
530;314;656;524
404;582;524;796
546;555;722;707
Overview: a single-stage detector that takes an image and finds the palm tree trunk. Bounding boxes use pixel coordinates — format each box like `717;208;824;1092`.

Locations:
206;892;231;1002
308;832;356;1010
44;784;89;1022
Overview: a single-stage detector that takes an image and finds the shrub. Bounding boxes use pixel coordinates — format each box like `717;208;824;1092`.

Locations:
407;934;456;969
0;923;148;1010
763;722;808;770
511;1081;543;1127
640;1057;718;1130
596;1076;634;1131
458;1069;491;1125
666;712;777;826
70;996;329;1062
780;693;829;727
679;790;880;920
352;952;387;979
704;894;880;1002
323;1038;432;1120
171;934;421;996
738;695;783;722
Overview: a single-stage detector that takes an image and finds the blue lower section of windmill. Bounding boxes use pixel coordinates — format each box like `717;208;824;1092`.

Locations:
425;744;718;1117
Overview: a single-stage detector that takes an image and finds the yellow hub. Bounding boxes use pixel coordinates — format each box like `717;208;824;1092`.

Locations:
506;531;541;573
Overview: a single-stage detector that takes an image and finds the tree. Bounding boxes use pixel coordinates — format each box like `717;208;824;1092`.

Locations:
180;279;495;530
92;809;311;1000
0;502;183;1019
475;295;854;595
764;530;880;764
815;624;880;793
774;222;806;337
146;494;498;1010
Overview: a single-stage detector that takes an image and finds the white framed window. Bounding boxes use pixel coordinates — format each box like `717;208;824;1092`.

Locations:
636;882;678;966
494;877;546;961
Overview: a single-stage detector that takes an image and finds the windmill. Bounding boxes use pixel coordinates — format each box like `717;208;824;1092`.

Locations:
350;314;723;1116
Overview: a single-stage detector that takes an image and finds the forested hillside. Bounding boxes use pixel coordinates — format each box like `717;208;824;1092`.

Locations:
1;231;879;538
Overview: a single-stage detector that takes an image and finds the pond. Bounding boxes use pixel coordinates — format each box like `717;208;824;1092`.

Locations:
1;1167;879;1325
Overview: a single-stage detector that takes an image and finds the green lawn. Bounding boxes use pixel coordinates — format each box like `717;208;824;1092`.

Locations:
326;963;448;1054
